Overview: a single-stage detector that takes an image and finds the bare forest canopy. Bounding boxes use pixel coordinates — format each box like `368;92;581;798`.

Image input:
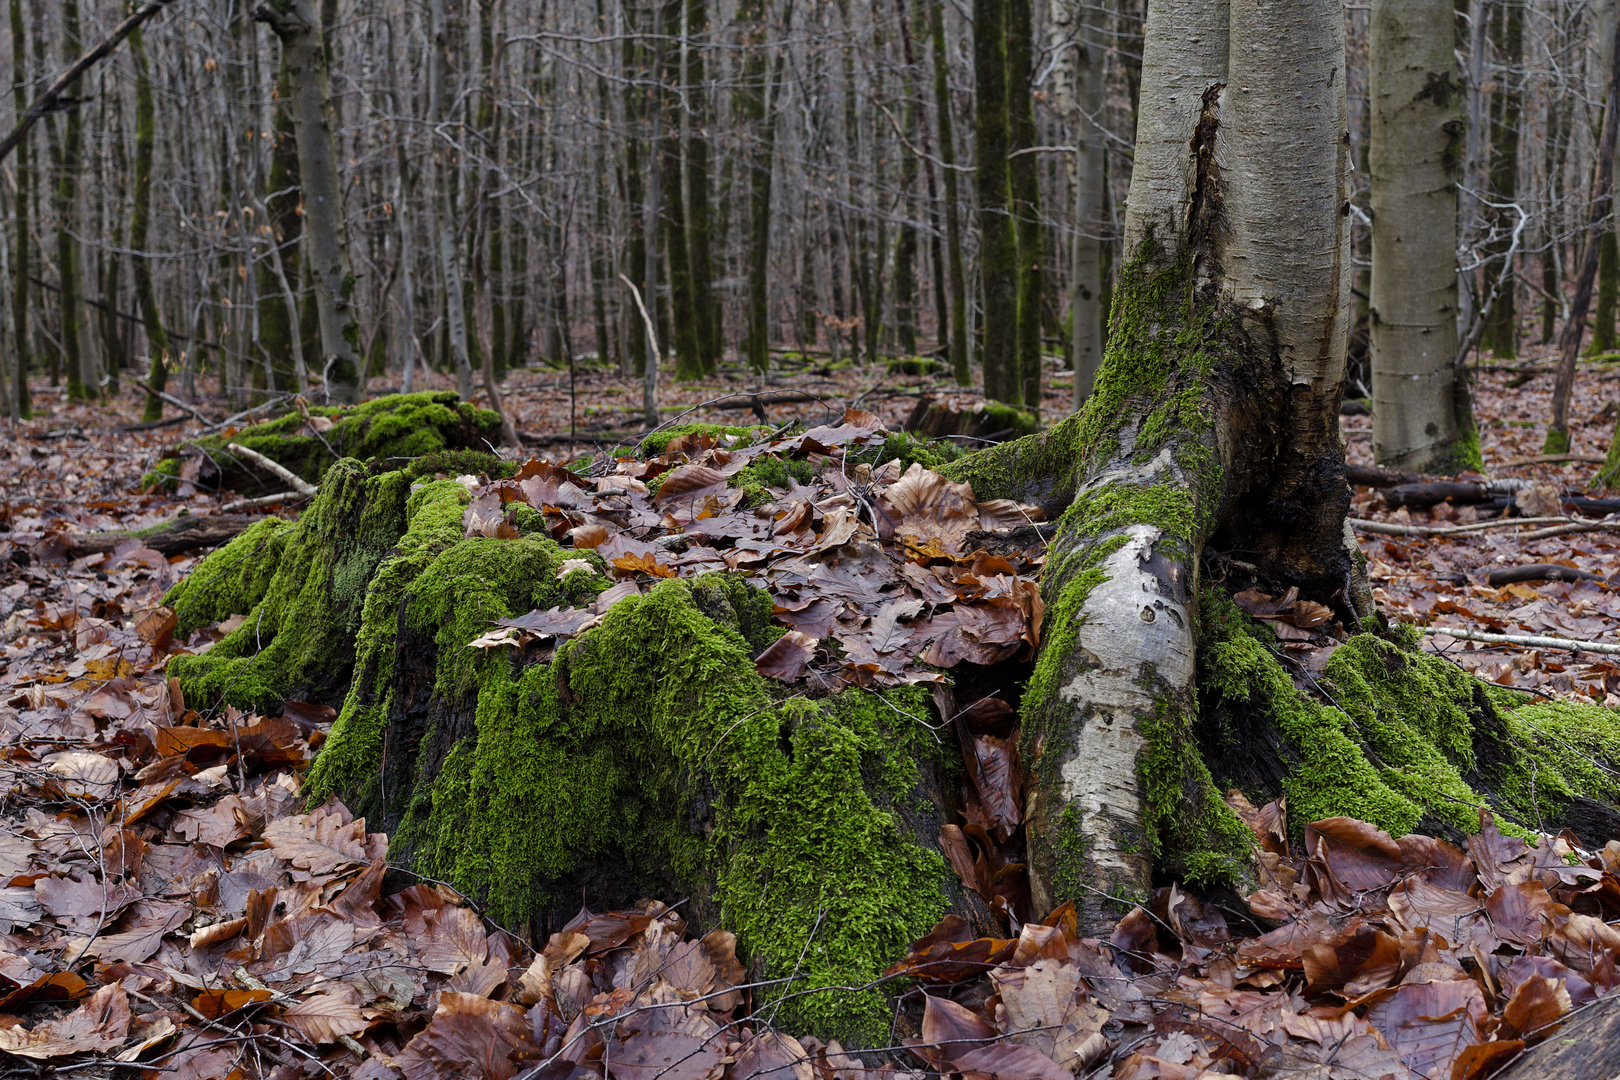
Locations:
5;0;1620;446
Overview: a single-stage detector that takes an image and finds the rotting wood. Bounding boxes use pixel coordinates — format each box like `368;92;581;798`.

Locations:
68;513;261;557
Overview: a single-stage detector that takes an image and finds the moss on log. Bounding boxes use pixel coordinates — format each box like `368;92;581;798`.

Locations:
142;391;503;492
166;456;960;1044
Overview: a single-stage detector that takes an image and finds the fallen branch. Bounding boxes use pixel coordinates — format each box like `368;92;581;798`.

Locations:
1382;478;1535;510
221;491;311;512
136;381;211;423
1520;520;1620;541
1348;516;1570;537
1485;564;1605;586
226;443;316;496
1499;453;1607;467
1345;463;1432;488
1426;626;1620;656
69;513;260;557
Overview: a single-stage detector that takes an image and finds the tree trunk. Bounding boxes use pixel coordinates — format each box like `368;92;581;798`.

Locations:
974;0;1018;403
931;0;969;386
252;62;305;396
893;0;920;359
685;0;720;372
741;0;791;374
7;0;29;419
953;0;1357;928
254;0;363;404
56;0;91;401
1482;2;1521;360
1558;10;1620;465
1061;0;1105;407
1369;0;1477;474
1007;0;1041;412
131;28;175;424
424;0;475;399
662;0;704;380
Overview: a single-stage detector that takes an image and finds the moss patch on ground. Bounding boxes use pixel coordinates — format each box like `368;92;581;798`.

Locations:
142;391;503;492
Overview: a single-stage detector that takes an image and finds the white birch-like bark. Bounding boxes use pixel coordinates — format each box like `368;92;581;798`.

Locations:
1011;0;1355;927
1369;0;1465;472
1222;0;1352;399
1120;0;1228;255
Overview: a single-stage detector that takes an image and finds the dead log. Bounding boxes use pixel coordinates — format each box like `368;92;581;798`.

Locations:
68;513;260;557
1485;564;1605;586
1345;463;1432;488
1491;990;1620;1080
1382;479;1534;509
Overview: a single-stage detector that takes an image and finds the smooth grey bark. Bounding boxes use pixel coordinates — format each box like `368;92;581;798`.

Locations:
385;18;419;394
253;0;363;404
958;0;1357;931
7;0;28;419
1054;0;1105;408
1369;0;1470;473
470;0;522;447
425;0;475;400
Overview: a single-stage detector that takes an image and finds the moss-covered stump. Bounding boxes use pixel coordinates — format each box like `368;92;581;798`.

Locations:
142;391;502;492
1197;598;1620;847
167;463;964;1043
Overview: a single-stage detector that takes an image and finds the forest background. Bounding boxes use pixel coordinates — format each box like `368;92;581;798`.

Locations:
2;0;1615;438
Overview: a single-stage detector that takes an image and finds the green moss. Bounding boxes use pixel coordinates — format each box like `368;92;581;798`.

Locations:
141;391;502;491
727;456;820;506
885;355;947;376
372;578;947;1044
976;401;1041;437
1198;597;1620;841
403;448;518;481
640;423;770;457
870;431;969;473
164;462;412;713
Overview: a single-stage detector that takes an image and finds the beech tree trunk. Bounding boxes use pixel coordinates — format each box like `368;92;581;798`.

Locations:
1369;0;1476;474
954;0;1358;928
254;0;363;404
131;27;173;424
974;0;1019;403
930;0;969;386
8;0;29;420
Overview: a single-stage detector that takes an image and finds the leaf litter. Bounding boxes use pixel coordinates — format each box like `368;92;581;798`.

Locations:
1;365;1619;1076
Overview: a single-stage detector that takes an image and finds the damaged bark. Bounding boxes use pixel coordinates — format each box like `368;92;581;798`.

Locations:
953;0;1361;929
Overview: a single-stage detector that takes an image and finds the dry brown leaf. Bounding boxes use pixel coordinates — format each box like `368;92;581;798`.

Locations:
755;630;818;682
1498;974;1572;1040
280;986;368;1044
0;983;130;1060
261;805;373;877
992;959;1110;1068
45;751;120;800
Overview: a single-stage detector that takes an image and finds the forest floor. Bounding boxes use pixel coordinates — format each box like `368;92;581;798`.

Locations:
1;349;1619;1078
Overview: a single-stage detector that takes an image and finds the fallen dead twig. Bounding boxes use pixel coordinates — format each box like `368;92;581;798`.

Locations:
1521;520;1620;541
226;443;317;496
1498;452;1607;467
1348;515;1570;537
1425;626;1620;656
